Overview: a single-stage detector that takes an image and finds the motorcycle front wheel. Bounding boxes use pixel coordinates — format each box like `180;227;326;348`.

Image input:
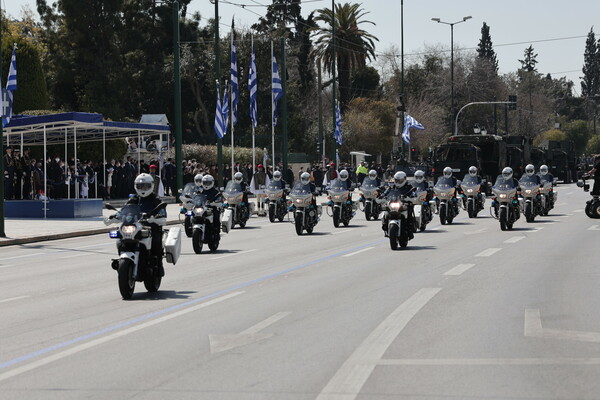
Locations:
118;259;135;300
439;203;447;225
268;205;276;222
192;229;204;254
467;199;474;218
143;270;161;293
389;224;399;250
333;208;340;228
295;213;304;235
184;215;193;237
499;207;508;231
208;229;220;252
525;202;534;222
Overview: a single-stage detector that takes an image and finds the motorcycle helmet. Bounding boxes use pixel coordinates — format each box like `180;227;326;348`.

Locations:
502;167;513;180
300;172;311;185
273;170;282;181
414;170;425;183
194;173;203;187
134;173;154;198
368;170;377;180
468;166;478;177
339;169;349;181
525;164;535;177
540;165;549;175
394;171;407;187
443;167;453;178
202;174;215;190
234;171;244;183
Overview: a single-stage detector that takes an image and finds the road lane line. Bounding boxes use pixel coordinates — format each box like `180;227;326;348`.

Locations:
530;227;544;232
342;247;374;258
475;248;502;257
504;236;525;244
525;308;600;343
210;249;257;260
588;225;600;231
574;209;584;213
377;358;600;366
443;264;475;276
331;229;352;235
316;288;441;400
0;296;29;304
242;312;291;335
0;291;244;382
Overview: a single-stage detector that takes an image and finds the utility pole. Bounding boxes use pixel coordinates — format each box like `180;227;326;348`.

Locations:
213;0;223;188
317;58;324;166
280;38;288;173
400;0;405;162
173;0;183;193
331;0;336;164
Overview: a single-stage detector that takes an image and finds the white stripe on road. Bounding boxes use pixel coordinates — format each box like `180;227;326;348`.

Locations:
210;249;257;260
443;264;475;276
588;225;600;231
331;229;352;235
377;358;600;366
475;248;502;257
0;291;244;383
0;296;29;304
342;247;374;258
504;236;525;244
574;209;584;213
316;288;441;400
530;227;544;232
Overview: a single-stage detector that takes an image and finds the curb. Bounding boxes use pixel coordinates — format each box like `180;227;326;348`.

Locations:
0;219;183;247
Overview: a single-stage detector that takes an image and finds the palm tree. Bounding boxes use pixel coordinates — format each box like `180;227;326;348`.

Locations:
312;2;378;110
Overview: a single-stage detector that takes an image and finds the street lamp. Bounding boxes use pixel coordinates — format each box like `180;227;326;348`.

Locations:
431;15;472;135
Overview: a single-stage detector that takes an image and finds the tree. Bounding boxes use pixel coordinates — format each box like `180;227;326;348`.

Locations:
581;27;600;96
476;22;498;73
519;45;538;73
350;66;380;98
312;2;378;110
252;0;302;37
565;120;591;153
586;134;600;154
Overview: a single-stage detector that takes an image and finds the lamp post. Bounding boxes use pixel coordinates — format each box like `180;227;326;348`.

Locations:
431;16;472;135
173;0;183;194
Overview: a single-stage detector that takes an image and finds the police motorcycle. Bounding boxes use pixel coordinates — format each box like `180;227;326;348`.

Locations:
460;168;485;218
491;167;520;231
186;191;222;254
412;170;434;231
265;172;289;222
105;202;181;300
577;174;600;218
289;173;321;235
222;179;251;228
359;174;382;221
381;172;418;249
433;173;461;225
519;165;542;223
538;164;557;216
180;182;199;237
326;178;356;227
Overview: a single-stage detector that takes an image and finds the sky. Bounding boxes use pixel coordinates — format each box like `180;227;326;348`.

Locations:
4;0;600;96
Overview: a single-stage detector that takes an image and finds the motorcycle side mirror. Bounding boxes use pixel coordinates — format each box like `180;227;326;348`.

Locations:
178;188;183;194
220;187;225;191
105;203;117;211
151;202;168;215
576;180;584;188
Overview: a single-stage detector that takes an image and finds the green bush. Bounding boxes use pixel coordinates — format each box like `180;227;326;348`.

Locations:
182;144;266;166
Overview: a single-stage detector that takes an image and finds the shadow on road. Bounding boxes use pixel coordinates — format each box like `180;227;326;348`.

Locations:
134;290;196;300
395;245;437;251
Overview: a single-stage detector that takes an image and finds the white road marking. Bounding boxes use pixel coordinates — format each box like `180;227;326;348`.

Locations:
0;291;244;383
588;225;600;231
316;288;441;400
504;236;525;244
443;264;476;276
377;358;600;366
331;229;352;235
429;227;440;231
210;249;257;260
0;296;29;304
566;192;574;195
574;209;584;213
530;227;544;232
525;309;600;343
475;248;502;257
343;247;374;257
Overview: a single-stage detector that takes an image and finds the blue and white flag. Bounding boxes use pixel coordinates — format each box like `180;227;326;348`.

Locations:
222;83;230;131
214;83;225;139
401;114;424;144
334;101;343;145
2;45;17;128
272;55;283;126
230;20;238;126
248;41;258;128
263;149;269;166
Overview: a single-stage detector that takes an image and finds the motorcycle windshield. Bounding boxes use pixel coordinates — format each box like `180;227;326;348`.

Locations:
291;182;312;195
385;188;404;202
434;176;454;190
182;182;198;197
225;181;243;195
519;175;540;189
192;194;209;207
461;175;480;186
493;176;517;192
119;204;142;224
361;178;379;190
267;181;285;191
329;179;349;195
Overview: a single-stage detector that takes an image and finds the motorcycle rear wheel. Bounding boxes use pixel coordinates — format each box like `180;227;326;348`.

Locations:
208;231;220;251
192;229;203;254
143;271;161;293
118;259;135;300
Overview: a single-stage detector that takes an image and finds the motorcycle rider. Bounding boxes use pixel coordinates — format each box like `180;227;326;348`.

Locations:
413;169;433;201
120;173;166;276
366;169;381;186
200;174;222;231
465;165;486;201
521;164;541;184
290;172;318;211
338;169;354;200
271;170;289;201
438;166;464;207
492;167;520;218
538;164;555;207
381;171;416;239
233;171;250;206
586;155;600;195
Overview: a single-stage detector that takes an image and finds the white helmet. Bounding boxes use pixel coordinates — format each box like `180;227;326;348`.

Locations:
134;173;154;198
202;174;215;190
394;171;407;187
468;166;477;177
502;167;513;180
339;169;349;181
525;164;535;177
443;167;453;178
540;165;549;175
273;170;282;181
194;173;203;187
234;171;243;183
300;172;311;185
368;169;377;179
414;170;425;183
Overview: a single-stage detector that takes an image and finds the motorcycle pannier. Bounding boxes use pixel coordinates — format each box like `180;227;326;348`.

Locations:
221;208;233;233
164;227;182;265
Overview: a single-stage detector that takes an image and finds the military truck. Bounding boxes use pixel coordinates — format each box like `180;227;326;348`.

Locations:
539;140;577;183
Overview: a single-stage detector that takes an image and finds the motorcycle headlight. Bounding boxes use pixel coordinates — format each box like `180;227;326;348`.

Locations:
334;195;341;201
499;193;507;199
525;189;532;195
389;201;401;210
194;207;204;215
439;192;447;197
467;189;473;193
295;198;303;204
121;225;137;236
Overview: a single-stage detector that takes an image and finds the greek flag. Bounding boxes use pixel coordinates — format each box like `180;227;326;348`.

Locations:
272;55;283;126
222;84;230;130
334;101;343;145
230;20;238;126
214;83;225;139
263;149;269;166
2;45;17;128
248;42;258;128
402;114;424;144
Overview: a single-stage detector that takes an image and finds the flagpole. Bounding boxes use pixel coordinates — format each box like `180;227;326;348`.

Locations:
271;41;275;172
0;26;5;236
251;34;256;174
230;28;235;181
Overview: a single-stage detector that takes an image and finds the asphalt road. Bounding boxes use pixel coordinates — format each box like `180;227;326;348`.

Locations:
1;183;599;400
